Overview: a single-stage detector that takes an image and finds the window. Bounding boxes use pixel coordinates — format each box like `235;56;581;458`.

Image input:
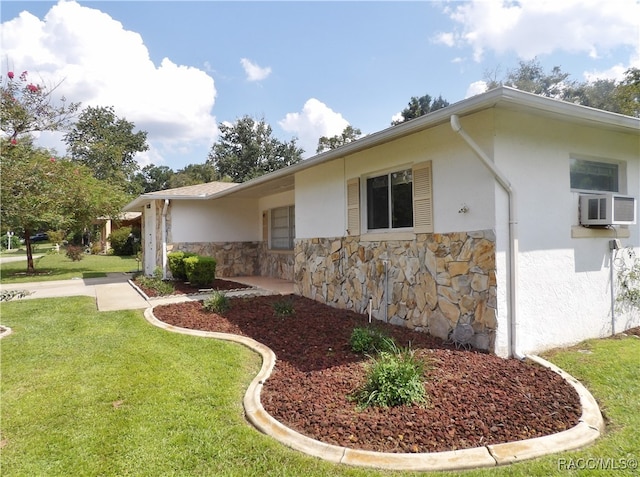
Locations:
270;205;295;250
570;158;619;192
366;169;413;230
347;161;433;236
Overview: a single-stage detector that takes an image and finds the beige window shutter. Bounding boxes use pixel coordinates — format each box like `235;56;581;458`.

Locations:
346;177;360;235
413;161;433;233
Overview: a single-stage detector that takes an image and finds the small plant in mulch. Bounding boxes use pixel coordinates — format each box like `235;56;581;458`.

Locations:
203;291;230;314
136;268;175;296
272;298;295;317
65;245;84;261
349;326;396;354
350;343;428;409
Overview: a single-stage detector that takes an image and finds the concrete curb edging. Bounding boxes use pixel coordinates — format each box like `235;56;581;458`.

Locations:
144;306;603;471
0;325;13;339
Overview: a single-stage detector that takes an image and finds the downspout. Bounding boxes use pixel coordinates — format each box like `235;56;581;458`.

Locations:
450;114;524;360
162;199;169;279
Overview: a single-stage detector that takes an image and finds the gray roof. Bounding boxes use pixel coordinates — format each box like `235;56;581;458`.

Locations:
124;86;639;211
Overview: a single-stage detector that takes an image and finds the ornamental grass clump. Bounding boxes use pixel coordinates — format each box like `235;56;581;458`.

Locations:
349;326;396;354
351;344;428;409
203;291;230;314
272;299;295;317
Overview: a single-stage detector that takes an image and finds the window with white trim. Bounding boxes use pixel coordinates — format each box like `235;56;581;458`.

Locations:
347;161;433;235
270;205;295;250
570;157;620;192
366;169;413;230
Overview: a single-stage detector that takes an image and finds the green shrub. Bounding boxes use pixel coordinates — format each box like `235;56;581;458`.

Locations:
350;326;396;354
167;251;197;280
183;255;216;287
351;345;427;408
203;291;230;314
273;298;295;317
65;245;84;261
108;227;138;256
47;229;66;245
0;234;21;251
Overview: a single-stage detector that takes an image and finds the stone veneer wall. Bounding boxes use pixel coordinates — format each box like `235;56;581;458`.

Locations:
168;242;260;277
167;241;294;280
294;230;497;352
258;243;294;280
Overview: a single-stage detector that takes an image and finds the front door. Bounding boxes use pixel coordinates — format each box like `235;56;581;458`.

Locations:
144;204;157;275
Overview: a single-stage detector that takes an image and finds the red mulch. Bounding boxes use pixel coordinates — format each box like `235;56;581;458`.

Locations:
153;295;582;454
135;278;252;297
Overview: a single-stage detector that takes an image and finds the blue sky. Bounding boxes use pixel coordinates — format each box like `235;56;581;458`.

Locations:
1;1;638;172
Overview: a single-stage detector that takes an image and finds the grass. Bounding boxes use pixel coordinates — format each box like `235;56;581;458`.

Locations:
1;297;638;476
0;250;139;284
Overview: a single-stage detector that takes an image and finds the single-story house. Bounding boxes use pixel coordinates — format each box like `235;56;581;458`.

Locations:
124;86;639;358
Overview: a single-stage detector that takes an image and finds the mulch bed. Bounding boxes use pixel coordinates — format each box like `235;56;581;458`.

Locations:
152;294;585;454
134;278;252;297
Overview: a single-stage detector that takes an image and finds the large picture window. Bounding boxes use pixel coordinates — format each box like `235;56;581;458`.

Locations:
270;205;295;250
570;158;619;192
366;169;413;230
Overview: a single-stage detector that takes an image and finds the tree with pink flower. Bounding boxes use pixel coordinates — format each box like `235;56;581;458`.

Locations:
1;70;79;141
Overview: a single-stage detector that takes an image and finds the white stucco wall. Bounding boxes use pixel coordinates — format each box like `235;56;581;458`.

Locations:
493;109;640;355
169;198;259;243
295;119;498;240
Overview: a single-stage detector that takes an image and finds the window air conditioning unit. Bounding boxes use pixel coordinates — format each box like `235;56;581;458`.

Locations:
579;193;636;226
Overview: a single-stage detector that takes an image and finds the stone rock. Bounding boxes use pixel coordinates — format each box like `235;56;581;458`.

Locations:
428;310;451;341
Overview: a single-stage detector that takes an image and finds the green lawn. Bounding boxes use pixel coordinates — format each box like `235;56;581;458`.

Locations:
0;251;139;284
1;297;638;476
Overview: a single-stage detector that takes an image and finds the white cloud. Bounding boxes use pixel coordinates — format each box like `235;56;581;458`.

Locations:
465;80;488;98
279;98;350;157
0;0;218;168
240;58;272;82
435;0;640;71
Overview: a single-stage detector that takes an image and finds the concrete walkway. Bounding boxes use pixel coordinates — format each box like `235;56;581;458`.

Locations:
0;274;293;311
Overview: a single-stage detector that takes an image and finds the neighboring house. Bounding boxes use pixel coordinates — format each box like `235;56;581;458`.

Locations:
125;87;639;358
95;212;141;253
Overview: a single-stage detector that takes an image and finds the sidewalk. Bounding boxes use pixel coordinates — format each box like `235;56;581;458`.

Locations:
0;273;149;311
1;274;294;312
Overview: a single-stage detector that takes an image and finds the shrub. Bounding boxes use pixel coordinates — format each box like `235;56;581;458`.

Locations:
167;251;197;280
350;326;396;354
65;245;84;261
183;255;216;287
351;345;427;408
0;234;21;251
47;229;66;245
90;242;103;255
273;299;295;317
203;291;230;313
108;227;137;256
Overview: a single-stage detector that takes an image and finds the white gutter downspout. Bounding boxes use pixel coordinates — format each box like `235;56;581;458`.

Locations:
450;115;524;360
161;199;169;279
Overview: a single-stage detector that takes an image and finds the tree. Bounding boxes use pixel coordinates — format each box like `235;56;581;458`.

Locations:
64;105;148;194
169;163;219;188
1;70;79;141
485;59;571;98
391;94;450;125
485;60;639;117
563;79;620;112
207;116;303;183
1;140;126;273
132;164;175;193
614;67;640;118
316;125;362;154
